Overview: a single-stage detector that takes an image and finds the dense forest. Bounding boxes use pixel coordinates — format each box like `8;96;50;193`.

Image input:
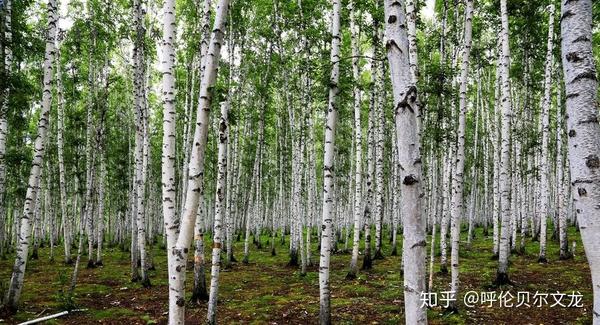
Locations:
0;0;599;323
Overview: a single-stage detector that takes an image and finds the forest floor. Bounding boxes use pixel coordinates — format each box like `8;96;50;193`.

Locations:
0;225;593;324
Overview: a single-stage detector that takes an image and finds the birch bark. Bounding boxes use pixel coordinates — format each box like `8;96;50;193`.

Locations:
362;68;376;271
556;87;571;260
161;0;180;312
449;0;473;309
496;0;513;285
4;0;58;310
347;0;362;279
384;0;427;323
373;42;385;260
537;4;555;264
169;0;229;322
56;44;71;264
560;0;600;321
207;102;228;325
0;0;12;257
318;0;340;322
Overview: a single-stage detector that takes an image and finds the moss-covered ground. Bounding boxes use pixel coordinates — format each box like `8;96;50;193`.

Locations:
0;224;592;324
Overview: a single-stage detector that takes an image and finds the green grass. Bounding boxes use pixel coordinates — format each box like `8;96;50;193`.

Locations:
0;221;593;324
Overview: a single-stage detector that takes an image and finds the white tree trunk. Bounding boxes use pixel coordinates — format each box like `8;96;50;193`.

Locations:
307;111;317;266
4;0;58;309
537;4;555;263
132;0;149;285
556;88;571;260
69;178;85;295
373;49;385;260
299;80;308;275
56;44;72;264
449;0;473;309
181;0;212;215
467;74;481;247
244;104;264;264
289;83;301;266
191;0;214;297
0;0;12;258
496;0;513;285
169;0;229;323
510;139;518;252
96;144;106;265
560;0;600;322
428;156;440;291
226;121;240;263
384;0;427;323
46;165;54;261
439;149;450;272
160;0;180;316
31;168;42;260
391;129;401;256
362;21;380;271
492;61;501;256
318;0;340;323
347;0;362;279
130;170;139;281
206;101;229;325
84;52;96;268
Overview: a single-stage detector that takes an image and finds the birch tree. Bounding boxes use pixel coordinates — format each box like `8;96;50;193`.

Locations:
495;0;513;286
169;0;230;323
191;0;212;300
537;4;555;264
132;0;150;286
56;41;72;265
556;88;571;260
373;44;385;260
206;101;229;325
84;23;97;269
0;0;12;257
449;0;473;310
384;0;427;323
347;0;362;280
159;0;179;315
318;0;340;322
3;0;58;310
561;0;600;322
361;22;379;272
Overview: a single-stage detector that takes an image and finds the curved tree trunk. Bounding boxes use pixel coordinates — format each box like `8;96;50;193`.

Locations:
169;0;230;323
191;0;213;297
3;0;58;310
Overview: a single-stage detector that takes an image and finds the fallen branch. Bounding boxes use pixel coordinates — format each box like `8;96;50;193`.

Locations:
18;309;87;325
